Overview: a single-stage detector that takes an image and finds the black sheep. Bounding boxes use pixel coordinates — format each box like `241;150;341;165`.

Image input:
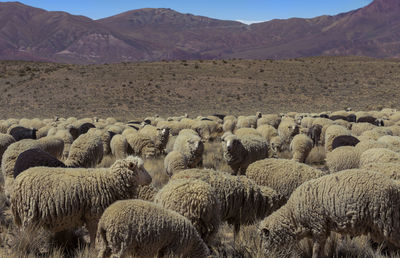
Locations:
332;135;360;150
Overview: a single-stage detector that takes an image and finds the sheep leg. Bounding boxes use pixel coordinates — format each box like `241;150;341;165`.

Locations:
110;242;127;258
233;223;241;244
312;236;326;258
86;220;99;247
96;227;109;258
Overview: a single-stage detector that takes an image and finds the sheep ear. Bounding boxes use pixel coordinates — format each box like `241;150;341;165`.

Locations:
262;228;270;237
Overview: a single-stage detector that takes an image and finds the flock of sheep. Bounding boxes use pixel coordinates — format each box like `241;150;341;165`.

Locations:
1;108;400;257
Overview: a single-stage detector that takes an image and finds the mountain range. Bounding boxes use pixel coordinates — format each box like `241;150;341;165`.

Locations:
0;0;399;63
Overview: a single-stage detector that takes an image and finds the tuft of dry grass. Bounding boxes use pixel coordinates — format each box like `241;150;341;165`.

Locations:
144;157;169;189
96;155;116;168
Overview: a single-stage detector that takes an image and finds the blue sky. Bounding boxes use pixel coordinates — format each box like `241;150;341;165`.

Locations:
12;0;373;23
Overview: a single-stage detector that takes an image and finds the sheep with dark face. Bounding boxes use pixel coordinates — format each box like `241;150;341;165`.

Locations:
222;133;268;175
357;116;384;126
307;124;322;146
9;126;37;141
77;122;96;135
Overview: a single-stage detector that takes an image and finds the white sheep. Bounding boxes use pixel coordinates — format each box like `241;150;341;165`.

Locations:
359;148;400;167
133;184;158;202
0;133;16;167
360;127;392;141
154;178;221;243
245;158;324;201
387;125;400;137
277;119;299;145
125;132;157;159
96;199;209;258
164;150;188;177
173;130;204;168
110;134;128;160
289;134;313;163
54;129;75;160
223;118;236;133
377;135;400;151
350;122;376;136
64;130;103;168
139;125;170;155
11;156;152;245
191;120;223;141
236;112;261;129
257;114;281;129
325;146;360;172
362;162;400;180
269;135;284;156
256;124;278;143
234;127;262;137
36;136;64;160
222;133;268;175
259;169;400;258
172;169;284;236
354;139;390;155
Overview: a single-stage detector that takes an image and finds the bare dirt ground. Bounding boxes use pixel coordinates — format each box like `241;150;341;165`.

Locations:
1;56;399;120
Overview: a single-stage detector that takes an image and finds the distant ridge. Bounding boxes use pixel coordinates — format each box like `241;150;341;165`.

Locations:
0;0;399;63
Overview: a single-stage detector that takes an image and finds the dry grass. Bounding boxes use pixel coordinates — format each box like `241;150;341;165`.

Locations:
1;137;400;257
1;57;400;120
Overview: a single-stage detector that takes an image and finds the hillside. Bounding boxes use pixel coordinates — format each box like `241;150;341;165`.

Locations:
0;56;399;120
1;0;400;63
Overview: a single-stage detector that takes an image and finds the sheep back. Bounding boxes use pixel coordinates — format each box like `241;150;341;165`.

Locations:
11;156;151;242
259;169;400;256
290;134;313;163
324;125;351;152
110;134;128;160
246;158;324;201
14;148;66;178
164;150;188;177
96;199;209;258
154;178;221;242
65;131;103;168
359;148;400;167
326;146;360;173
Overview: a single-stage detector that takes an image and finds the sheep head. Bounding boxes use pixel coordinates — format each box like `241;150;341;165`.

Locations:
259;212;297;254
222;134;245;165
112;156;152;186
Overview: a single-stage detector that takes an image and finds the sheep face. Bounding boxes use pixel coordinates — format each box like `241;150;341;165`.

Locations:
32;128;38;139
158;127;170;144
141;143;157;159
289;125;300;138
375;119;384;127
222;135;244;165
270;136;283;154
67;126;79;140
259;218;296;254
113;156;152;186
187;138;204;162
